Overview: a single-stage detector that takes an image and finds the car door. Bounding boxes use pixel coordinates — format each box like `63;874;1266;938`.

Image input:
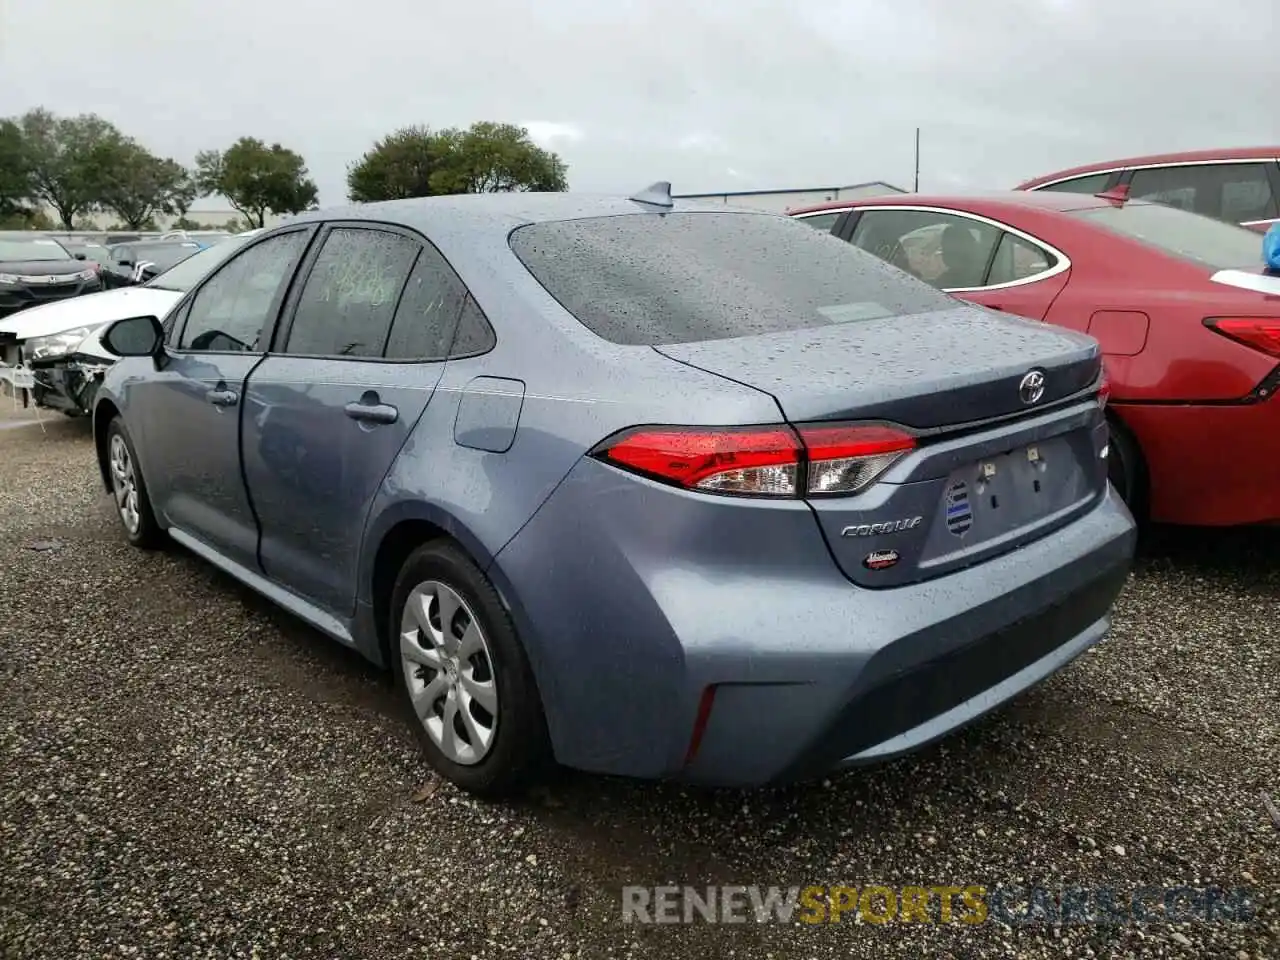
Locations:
240;223;469;616
847;207;1070;321
138;227;313;570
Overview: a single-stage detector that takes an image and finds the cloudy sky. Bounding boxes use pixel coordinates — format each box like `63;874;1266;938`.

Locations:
1;0;1275;208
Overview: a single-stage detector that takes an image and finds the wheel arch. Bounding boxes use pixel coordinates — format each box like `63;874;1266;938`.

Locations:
361;501;499;668
93;398;121;493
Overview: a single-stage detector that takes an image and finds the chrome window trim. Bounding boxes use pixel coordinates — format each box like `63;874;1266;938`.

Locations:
837;204;1073;293
1029;157;1280;191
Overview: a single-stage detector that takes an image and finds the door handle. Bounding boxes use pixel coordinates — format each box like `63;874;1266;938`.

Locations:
206;388;238;407
344;400;399;425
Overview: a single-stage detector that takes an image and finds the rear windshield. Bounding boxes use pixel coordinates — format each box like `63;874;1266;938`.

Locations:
508;212;954;345
1071;202;1264;270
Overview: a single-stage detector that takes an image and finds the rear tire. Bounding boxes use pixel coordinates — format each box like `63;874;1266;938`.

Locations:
390;541;552;798
105;417;163;549
1106;414;1148;524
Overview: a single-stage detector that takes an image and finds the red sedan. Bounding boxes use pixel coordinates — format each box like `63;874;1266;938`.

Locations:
789;192;1280;527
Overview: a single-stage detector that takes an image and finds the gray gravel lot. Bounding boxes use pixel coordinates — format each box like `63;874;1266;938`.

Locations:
1;407;1277;959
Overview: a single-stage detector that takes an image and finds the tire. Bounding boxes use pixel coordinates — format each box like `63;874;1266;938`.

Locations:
1106;414;1148;524
390;541;552;797
105;417;163;549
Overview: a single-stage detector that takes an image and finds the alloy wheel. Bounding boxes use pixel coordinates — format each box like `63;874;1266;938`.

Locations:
399;580;499;765
108;433;141;535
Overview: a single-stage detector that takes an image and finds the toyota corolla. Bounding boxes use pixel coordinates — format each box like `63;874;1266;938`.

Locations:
89;187;1135;796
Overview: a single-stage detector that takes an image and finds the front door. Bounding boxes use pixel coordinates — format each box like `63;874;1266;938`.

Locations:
241;224;470;616
140;228;313;570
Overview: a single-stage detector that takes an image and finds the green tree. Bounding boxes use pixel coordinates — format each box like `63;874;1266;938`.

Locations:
196;137;318;228
19;109;127;229
99;141;195;229
0;119;32;218
346;121;568;203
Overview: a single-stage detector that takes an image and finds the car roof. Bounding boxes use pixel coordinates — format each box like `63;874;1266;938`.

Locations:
1016;146;1280;189
788;190;1121;218
283;192;764;236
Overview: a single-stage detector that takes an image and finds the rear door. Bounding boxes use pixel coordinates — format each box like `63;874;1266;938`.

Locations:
138;227;314;569
240;223;470;616
848;207;1070;320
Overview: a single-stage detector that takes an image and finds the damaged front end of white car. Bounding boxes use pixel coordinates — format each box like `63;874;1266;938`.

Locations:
0;323;116;416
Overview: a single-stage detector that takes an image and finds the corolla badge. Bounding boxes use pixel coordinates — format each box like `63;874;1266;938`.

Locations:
841;516;923;538
1019;369;1046;405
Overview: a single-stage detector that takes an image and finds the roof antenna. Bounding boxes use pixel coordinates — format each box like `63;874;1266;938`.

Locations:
629;181;674;209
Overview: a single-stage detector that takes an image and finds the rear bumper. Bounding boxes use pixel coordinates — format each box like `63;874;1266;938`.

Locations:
492;457;1135;787
1117;395;1280;526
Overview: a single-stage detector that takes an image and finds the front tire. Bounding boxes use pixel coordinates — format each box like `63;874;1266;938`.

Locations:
105;418;163;549
390;541;551;797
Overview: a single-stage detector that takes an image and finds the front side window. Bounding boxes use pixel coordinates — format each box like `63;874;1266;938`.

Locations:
1034;173;1111;194
284;228;420;358
850;210;1000;289
145;232;258;292
382;242;470;361
509;212;953;346
986;232;1058;286
180;231;308;352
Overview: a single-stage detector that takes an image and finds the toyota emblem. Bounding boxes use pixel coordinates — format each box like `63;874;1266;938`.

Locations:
1018;370;1046;405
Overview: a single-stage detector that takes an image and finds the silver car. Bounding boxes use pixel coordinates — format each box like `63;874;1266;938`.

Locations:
89;187;1135;795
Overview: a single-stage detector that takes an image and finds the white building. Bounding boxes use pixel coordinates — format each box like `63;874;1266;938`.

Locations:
674;181;908;214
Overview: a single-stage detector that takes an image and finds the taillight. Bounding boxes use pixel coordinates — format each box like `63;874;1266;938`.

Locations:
590;422;916;498
796;423;916;496
1204;318;1280;359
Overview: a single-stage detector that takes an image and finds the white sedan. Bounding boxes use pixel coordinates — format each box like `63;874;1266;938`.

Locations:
0;231;258;415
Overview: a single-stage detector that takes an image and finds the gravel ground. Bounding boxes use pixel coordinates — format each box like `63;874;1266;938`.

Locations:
1;407;1277;960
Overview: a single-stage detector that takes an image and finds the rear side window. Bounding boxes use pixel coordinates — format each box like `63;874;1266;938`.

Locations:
986;233;1058;286
1072;202;1264;270
284;227;420;358
382;243;468;361
508;212;953;346
1034;173;1112;194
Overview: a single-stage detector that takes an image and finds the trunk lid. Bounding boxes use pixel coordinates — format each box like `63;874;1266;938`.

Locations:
653;304;1101;428
655;304;1109;587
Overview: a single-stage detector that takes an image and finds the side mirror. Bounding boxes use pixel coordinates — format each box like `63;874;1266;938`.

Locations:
100;315;164;358
74;252;87;261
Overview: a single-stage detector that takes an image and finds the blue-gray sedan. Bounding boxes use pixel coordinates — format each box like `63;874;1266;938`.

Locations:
89;186;1136;796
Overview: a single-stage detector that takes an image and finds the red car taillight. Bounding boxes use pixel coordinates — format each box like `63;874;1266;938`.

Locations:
591;422;917;498
1204;318;1280;359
